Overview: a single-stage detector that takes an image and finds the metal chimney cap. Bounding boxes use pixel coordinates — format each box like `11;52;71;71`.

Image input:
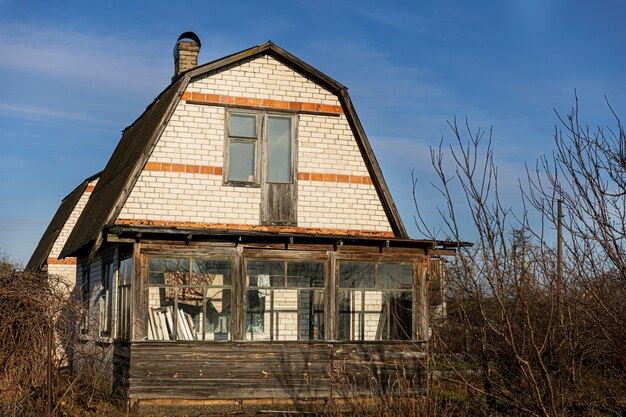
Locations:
176;31;201;48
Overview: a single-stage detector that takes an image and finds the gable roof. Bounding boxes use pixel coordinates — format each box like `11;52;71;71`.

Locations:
26;171;101;271
60;41;408;260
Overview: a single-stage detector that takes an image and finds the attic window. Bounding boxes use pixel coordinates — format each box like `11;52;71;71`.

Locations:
224;110;296;186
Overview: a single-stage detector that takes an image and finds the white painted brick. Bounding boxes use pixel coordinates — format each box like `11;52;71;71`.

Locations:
117;54;392;234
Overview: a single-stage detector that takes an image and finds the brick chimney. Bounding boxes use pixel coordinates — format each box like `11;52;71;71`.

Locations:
173;32;201;80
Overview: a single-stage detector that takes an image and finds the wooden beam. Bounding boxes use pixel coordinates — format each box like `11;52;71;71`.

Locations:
131;241;147;341
106;234;136;243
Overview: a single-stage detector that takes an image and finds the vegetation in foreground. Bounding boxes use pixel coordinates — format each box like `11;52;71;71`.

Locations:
0;98;624;416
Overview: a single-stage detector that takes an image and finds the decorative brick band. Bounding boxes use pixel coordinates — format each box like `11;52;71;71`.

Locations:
298;172;373;185
144;162;223;175
47;257;77;265
115;219;394;238
182;92;343;115
143;163;372;185
86;185;95;192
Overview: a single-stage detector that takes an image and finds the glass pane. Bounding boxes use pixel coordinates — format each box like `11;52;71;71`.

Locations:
299;290;324;341
273;289;298;341
287;262;324;288
230;114;256;138
267;116;292;183
120;258;133;285
390;291;413;340
192;259;232;286
337;290;363;340
245;289;269;341
247;261;285;287
363;290;386;341
205;288;231;341
228;141;255;182
378;264;413;289
148;257;189;285
177;287;203;341
338;263;375;288
147;288;175;340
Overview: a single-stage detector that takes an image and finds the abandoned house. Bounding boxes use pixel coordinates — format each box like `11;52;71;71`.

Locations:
31;32;460;408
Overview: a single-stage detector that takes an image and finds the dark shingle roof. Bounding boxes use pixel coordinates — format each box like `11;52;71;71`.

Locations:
60;41;408;259
60;77;188;259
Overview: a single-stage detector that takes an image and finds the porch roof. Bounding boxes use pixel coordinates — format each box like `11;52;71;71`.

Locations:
105;223;471;251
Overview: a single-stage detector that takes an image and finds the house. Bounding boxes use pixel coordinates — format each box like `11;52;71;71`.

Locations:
48;32;460;409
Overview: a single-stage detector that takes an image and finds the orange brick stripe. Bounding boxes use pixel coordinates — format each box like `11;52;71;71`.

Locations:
143;163;372;185
86;185;95;192
47;257;77;265
115;219;395;238
182;92;343;114
298;172;373;185
144;162;223;175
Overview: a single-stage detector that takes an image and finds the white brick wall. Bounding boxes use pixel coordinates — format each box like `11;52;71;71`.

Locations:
298;181;390;232
50;178;98;258
47;178;99;290
48;263;78;290
118;53;392;233
188;55;338;105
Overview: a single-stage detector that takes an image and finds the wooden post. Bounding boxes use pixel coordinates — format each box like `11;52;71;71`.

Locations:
131;241;147;341
326;252;336;341
233;246;244;340
414;256;429;340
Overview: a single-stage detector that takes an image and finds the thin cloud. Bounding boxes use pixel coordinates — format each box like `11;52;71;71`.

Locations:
353;7;450;42
0;23;168;94
0;102;96;123
0;217;46;232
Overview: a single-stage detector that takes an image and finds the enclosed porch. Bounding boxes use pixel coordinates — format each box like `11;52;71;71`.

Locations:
105;227;452;406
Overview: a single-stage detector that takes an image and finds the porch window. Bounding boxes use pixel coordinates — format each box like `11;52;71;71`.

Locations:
80;267;90;335
337;262;413;341
100;259;114;337
147;256;232;341
245;260;325;341
116;257;132;339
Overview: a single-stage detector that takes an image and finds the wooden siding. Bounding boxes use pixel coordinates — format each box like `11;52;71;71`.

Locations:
128;341;426;401
112;341;131;399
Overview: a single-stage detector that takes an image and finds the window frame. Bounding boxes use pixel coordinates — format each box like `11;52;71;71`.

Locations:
146;255;235;341
223;109;297;188
223;110;261;187
243;258;326;342
263;112;297;185
335;260;415;342
100;258;115;338
80;266;90;335
116;257;133;340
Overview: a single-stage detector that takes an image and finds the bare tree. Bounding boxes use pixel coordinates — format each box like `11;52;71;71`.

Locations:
415;99;625;416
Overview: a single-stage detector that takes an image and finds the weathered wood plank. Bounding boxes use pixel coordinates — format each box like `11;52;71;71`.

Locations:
127;342;426;401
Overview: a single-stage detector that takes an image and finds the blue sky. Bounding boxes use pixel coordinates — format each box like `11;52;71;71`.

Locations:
0;0;624;263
